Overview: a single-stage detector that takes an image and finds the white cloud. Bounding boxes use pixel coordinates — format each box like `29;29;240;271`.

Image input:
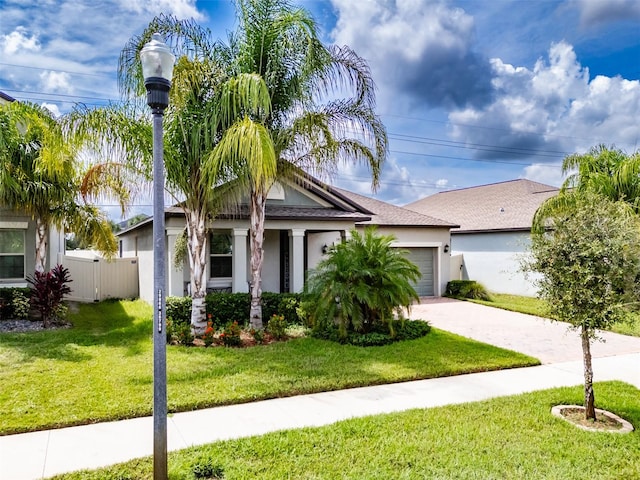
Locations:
41;102;62;117
39;71;73;94
120;0;204;20
449;41;640;161
1;26;40;54
436;179;449;188
521;164;565;187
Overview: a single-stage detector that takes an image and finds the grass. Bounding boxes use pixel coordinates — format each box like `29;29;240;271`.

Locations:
470;293;640;337
0;300;538;435
51;381;640;480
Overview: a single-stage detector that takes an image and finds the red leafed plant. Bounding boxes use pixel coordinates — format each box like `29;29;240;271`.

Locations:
26;264;72;328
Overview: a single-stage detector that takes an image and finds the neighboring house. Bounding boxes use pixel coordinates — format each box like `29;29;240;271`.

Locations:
405;179;558;296
118;175;457;304
0;91;65;287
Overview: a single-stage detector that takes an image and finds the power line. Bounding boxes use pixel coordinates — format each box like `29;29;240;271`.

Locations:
0;62;110;78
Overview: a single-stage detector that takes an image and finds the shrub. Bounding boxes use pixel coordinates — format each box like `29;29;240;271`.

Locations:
250;328;265;344
202;321;216;347
306;227;421;338
192;459;225;479
205;293;250;327
313;319;431;346
26;265;72;327
166;296;192;327
0;287;32;320
220;321;242;347
172;321;194;346
204;292;304;327
266;314;287;340
445;280;492;301
11;289;30;319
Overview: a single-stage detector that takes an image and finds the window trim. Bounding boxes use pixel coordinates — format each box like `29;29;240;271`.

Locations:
209;230;233;280
0;228;26;281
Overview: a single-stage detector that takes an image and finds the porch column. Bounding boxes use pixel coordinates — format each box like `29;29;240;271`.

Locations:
289;228;305;293
232;228;248;293
166;228;185;297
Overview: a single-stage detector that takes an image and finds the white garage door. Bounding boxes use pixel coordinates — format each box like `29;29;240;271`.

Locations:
404;248;435;296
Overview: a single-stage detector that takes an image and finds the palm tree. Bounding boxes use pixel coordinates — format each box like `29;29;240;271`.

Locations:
208;0;388;328
0;101;118;273
77;18;272;333
533;145;640;233
306;227;420;338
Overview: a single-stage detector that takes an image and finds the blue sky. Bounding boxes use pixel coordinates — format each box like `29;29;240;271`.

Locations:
1;0;639;219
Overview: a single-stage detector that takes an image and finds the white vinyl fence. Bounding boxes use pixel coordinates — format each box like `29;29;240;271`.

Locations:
57;254;139;302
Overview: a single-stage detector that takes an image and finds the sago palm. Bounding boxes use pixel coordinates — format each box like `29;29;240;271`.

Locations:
306;228;420;338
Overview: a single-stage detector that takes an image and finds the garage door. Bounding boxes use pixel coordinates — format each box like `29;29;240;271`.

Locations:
403;248;435;296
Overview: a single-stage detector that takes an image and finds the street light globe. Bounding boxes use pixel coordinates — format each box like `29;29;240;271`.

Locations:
140;33;175;111
140;33;175;83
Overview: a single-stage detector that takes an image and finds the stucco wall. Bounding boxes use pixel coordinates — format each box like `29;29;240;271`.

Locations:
365;226;452;297
452;231;538;296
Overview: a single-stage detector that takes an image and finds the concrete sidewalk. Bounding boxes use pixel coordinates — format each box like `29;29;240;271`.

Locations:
1;300;639;479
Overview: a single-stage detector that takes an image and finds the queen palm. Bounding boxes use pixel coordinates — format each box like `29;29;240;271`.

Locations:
0;101;118;273
533;145;640;232
79;18;273;333
208;0;388;328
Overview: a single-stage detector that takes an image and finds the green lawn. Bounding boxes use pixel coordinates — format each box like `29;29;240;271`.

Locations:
471;293;640;337
0;300;538;435
51;381;640;480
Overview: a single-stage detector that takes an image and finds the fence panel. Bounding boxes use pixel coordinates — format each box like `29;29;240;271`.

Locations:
58;254;139;302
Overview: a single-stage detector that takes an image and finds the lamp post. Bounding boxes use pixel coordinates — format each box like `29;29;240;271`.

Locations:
140;32;174;480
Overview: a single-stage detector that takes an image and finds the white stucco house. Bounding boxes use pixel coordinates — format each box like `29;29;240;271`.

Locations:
405;179;558;296
118;175;457;304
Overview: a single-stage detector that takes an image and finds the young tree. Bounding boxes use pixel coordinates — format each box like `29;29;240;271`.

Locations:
306;227;420;338
525;192;640;420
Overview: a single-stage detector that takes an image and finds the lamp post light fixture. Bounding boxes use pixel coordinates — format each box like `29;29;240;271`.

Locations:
140;32;174;480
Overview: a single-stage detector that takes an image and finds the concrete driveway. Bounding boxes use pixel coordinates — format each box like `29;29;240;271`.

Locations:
410;297;640;364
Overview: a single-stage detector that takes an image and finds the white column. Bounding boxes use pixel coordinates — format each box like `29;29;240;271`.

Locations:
342;229;352;242
166;228;185;297
232;228;249;293
290;228;305;293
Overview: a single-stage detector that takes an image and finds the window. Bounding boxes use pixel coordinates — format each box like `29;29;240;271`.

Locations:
0;230;25;279
210;231;232;278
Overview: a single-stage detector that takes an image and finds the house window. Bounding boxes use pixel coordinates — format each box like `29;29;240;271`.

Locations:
0;230;25;279
210;231;232;278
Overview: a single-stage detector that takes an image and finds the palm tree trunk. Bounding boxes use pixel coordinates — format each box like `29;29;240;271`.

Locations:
249;189;266;329
186;208;208;335
581;327;596;420
35;216;48;274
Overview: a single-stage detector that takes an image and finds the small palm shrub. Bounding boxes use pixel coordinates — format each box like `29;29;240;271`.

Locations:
445;280;491;301
306;227;421;339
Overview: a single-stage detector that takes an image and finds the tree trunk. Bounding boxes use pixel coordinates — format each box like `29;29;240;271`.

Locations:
34;216;48;274
581;327;596;420
186;208;208;335
249;188;266;329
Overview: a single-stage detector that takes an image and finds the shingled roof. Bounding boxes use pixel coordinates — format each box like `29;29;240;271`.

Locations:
331;187;458;228
405;179;558;233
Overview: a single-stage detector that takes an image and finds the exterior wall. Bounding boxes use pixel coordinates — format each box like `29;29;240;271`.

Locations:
452;231;538;296
307;231;342;271
119;222;155;303
361;226;452;297
0;208;63;286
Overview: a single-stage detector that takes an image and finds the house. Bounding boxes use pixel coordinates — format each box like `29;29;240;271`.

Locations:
405;179;558;296
0;92;66;287
118;175;457;304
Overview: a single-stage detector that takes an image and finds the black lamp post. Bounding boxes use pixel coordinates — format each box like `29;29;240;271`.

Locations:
140;32;174;480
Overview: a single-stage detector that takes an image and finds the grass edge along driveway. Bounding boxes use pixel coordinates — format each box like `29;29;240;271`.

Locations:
0;300;538;435
51;381;640;480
